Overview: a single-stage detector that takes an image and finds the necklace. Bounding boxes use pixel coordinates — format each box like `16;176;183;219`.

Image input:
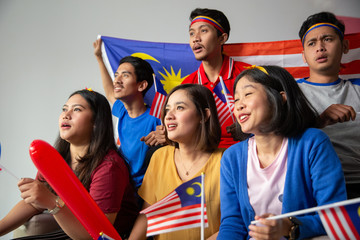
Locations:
178;149;194;176
182;162;193;176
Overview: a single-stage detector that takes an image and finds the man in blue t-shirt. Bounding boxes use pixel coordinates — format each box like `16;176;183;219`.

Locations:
297;12;360;199
94;39;161;189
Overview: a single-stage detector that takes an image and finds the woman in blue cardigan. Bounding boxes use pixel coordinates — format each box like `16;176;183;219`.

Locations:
218;65;346;240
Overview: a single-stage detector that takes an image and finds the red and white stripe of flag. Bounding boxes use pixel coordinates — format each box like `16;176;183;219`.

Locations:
213;93;234;126
146;205;208;236
224;32;360;80
319;206;360;240
150;92;166;119
141;191;208;237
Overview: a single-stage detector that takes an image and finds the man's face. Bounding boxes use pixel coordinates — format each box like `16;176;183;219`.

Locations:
189;21;226;61
302;26;348;76
113;62;140;100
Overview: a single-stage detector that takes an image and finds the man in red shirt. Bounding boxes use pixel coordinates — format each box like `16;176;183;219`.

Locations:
182;8;249;148
143;8;249;148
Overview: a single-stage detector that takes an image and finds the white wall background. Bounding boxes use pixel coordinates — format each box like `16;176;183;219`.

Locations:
0;0;359;239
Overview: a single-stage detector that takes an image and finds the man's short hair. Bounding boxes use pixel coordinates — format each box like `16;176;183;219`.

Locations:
190;8;230;38
299;12;345;41
119;56;154;95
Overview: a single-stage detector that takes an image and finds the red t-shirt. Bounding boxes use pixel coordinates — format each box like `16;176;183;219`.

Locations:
90;149;138;235
182;55;249;148
36;149;138;236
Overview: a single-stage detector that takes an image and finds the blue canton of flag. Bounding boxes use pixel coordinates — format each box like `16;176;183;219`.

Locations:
100;36;200;106
175;176;204;206
97;232;115;240
212;83;235;126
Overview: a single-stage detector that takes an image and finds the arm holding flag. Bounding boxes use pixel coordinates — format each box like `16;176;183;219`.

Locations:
93;38;117;104
248;214;293;239
279;130;346;239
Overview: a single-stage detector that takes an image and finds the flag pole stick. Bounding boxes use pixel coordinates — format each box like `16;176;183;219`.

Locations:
201;172;205;240
0;164;19;181
251;197;360;225
0;143;20;181
153;74;157;92
219;76;235;123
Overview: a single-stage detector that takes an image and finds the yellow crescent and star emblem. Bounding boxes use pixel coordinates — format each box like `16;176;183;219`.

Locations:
185;182;202;197
131;52;188;94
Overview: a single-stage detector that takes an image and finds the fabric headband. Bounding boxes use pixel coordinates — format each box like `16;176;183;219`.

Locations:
191;16;225;34
302;23;344;45
244;65;269;75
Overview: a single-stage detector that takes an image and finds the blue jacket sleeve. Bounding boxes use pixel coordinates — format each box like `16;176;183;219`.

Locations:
285;129;347;239
218;146;248;240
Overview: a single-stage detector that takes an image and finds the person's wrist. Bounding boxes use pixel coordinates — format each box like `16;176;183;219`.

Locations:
285;217;301;240
95;55;103;61
282;217;292;237
48;196;65;215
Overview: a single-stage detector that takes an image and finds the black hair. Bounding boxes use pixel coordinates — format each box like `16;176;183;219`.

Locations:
54;89;124;190
234;66;319;137
299;12;345;41
119;56;154;96
190;8;230;38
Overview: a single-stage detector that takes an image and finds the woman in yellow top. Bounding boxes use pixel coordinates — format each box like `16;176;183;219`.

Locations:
129;84;223;240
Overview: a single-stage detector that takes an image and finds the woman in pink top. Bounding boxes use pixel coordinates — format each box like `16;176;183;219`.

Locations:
218;66;346;239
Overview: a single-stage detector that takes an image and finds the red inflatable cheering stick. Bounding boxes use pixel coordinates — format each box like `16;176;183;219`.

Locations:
29;139;121;240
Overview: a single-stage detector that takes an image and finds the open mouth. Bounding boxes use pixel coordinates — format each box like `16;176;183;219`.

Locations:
239;114;249;123
167;124;177;130
193;45;203;53
316;55;328;62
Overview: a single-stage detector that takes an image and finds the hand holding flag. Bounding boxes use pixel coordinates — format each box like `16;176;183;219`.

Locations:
251;198;360;240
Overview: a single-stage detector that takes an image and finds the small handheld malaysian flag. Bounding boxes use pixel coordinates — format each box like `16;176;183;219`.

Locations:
149;74;167;119
213;81;235;126
140;174;208;237
251;198;360;240
318;198;360;240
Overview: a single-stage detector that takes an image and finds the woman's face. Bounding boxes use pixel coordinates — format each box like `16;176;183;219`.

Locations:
164;89;201;145
233;76;272;136
59;94;94;146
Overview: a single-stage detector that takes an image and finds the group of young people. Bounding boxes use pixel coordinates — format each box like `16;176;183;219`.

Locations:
0;7;359;240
